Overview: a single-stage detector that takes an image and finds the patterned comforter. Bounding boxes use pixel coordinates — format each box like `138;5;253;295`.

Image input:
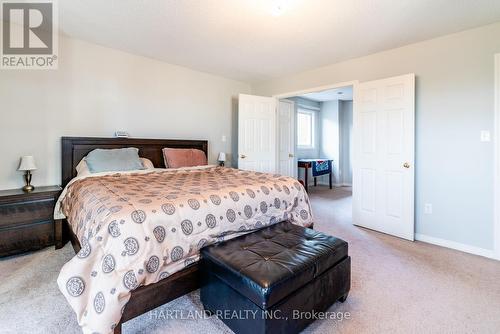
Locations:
56;166;313;334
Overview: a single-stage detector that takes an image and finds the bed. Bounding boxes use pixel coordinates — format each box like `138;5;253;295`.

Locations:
55;137;313;334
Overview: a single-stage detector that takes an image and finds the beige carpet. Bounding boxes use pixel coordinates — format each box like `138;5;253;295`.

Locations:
1;186;500;334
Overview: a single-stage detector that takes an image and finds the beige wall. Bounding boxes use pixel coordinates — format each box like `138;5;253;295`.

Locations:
253;22;500;251
0;36;250;190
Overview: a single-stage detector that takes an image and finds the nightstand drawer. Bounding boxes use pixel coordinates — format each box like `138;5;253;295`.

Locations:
0;199;55;228
0;220;54;257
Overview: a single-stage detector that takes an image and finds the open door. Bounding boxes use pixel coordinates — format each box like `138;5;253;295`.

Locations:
238;94;277;173
278;99;295;177
353;74;415;240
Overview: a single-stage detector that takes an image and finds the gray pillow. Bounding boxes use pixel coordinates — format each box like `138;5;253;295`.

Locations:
85;148;145;173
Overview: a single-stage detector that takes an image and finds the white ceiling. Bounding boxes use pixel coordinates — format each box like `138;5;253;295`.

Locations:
300;86;353;101
57;0;500;83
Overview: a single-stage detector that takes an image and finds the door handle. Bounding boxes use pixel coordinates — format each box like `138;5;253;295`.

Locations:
289;153;294;158
403;162;410;168
240;154;246;159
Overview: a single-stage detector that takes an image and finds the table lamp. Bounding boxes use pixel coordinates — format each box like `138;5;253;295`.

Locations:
218;152;226;167
18;156;37;192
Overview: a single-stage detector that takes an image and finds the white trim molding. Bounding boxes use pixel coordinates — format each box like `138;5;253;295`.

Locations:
316;181;343;187
272;80;359;99
415;234;496;260
494;53;500;260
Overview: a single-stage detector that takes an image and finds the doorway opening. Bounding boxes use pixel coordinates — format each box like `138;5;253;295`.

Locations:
277;85;354;218
279;86;353;193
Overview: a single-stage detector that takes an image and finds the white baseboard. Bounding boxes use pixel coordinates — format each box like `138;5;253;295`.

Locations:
415;233;498;260
315;179;350;187
316;181;342;187
315;180;350;187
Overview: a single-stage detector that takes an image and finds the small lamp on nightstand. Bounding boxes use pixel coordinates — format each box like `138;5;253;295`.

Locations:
18;156;37;192
218;152;226;167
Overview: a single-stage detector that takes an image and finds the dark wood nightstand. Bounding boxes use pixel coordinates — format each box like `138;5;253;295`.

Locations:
0;186;62;257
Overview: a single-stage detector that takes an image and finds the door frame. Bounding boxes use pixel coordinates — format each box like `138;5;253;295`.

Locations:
273;80;359;183
494;54;500;260
273;80;359;99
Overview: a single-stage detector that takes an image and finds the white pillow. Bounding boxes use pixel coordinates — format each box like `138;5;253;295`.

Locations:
141;158;155;169
75;159;91;176
76;157;155;176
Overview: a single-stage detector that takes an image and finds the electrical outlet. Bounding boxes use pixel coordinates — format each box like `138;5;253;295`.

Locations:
424;203;433;214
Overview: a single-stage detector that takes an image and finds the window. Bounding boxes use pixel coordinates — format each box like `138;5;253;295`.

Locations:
297;109;314;148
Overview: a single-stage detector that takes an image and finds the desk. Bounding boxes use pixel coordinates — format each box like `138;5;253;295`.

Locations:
298;159;333;191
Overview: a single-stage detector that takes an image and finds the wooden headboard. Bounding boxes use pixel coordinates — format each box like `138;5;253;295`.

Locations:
61;137;208;188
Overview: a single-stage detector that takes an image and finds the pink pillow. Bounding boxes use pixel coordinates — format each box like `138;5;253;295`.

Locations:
162;148;208;168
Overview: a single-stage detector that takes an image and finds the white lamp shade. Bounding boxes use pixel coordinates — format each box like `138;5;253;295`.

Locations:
18;156;37;171
218;152;226;162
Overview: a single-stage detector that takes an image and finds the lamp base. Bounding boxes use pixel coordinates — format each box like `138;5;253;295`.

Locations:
22;184;35;192
22;171;34;192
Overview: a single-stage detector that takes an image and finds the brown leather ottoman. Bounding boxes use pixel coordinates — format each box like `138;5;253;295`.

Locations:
200;222;351;334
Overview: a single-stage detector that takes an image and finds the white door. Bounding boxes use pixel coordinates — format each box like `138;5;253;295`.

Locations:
238;94;277;173
278;99;295;177
353;73;415;240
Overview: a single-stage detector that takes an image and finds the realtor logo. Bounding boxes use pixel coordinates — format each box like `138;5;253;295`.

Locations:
1;0;58;69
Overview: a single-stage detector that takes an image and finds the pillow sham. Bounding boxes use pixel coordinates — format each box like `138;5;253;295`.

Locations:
76;157;154;176
85;148;144;173
162;148;208;168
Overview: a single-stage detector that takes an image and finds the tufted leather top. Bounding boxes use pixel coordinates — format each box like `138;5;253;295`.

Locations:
201;222;348;309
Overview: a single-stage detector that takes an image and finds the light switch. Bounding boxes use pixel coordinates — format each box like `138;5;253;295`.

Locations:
480;130;491;142
221;135;227;142
424;203;432;214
